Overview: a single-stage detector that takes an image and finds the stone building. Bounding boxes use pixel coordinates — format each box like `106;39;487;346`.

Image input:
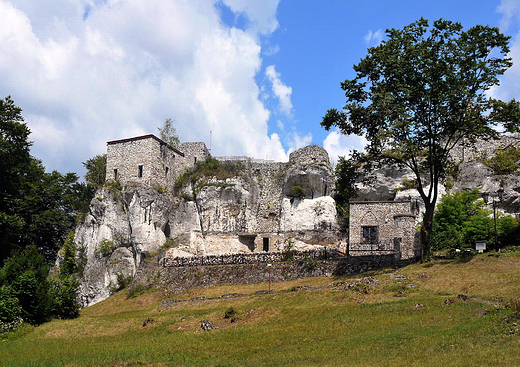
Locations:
106;134;209;188
349;201;418;259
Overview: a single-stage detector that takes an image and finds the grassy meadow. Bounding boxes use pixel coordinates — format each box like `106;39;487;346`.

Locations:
2;252;520;366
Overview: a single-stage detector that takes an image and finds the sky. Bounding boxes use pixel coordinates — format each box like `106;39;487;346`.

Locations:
2;0;520;179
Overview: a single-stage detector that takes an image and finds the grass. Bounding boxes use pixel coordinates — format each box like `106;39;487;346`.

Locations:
2;252;520;366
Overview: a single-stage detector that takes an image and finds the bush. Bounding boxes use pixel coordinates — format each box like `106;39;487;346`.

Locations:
292;185;305;199
49;275;80;319
0;245;81;328
431;189;520;251
480;146;520;175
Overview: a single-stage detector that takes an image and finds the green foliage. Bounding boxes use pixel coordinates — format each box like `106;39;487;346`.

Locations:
0;285;23;333
60;232;77;276
97;239;115;258
48;275;80;319
291;185;305;199
224;307;238;322
0;96;91;263
110;272;134;293
321;19;520;256
282;238;296;262
157;118;180;147
82;154;107;188
0;245;52;325
174;157;243;196
431;189;520;251
480;146;520;175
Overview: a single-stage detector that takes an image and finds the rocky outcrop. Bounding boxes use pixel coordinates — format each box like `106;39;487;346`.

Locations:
354;135;520;217
74;145;340;307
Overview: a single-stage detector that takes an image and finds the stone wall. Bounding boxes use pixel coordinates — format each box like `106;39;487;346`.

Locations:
106;136;212;188
349;201;417;259
106;135;184;188
177;142;211;166
134;255;415;294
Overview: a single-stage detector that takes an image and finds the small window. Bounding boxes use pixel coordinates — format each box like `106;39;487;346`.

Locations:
194;157;197;164
165;167;169;178
362;226;378;244
138;165;143;178
263;238;269;252
113;169;118;179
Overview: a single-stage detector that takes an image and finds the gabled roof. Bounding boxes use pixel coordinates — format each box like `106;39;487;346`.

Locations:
107;134;184;156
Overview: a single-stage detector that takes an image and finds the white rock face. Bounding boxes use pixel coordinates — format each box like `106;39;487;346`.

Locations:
280;196;337;232
75;146;341;307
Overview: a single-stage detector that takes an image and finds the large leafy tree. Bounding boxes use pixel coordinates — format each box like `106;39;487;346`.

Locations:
322;19;520;256
0;96;89;263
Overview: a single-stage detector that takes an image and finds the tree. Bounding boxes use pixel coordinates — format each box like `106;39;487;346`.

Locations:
157;118;180;147
0;96;89;263
83;154;106;188
321;18;520;256
431;189;520;250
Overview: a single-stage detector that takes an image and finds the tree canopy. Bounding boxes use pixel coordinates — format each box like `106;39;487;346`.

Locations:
158;118;180;147
322;18;520;256
0;96;89;263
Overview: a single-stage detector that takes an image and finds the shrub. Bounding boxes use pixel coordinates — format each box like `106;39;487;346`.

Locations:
97;239;115;258
224;307;238;322
292;185;305;199
480;146;520;175
48;275;80;319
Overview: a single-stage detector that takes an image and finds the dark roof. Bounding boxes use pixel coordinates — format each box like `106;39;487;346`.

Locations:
107;134;184;156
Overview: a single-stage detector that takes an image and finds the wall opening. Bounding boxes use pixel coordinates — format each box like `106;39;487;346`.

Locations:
362;226;378;244
113;169;118;179
238;235;256;252
263;237;269;252
194;157;197;164
138;165;143;178
165;167;169;178
163;222;171;238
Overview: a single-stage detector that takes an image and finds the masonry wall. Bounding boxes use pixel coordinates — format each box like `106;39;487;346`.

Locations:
106;137;179;188
349;201;411;244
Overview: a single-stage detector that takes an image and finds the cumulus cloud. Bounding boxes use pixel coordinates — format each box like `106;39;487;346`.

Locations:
497;0;520;31
364;29;384;45
0;0;287;175
489;0;520;101
323;127;367;164
265;65;293;117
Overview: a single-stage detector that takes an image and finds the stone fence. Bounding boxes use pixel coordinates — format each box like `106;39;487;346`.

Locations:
158;247;405;268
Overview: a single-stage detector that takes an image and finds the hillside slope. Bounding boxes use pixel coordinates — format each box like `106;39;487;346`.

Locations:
7;252;520;366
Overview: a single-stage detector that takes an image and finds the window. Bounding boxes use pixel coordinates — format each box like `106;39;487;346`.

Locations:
263;237;269;252
362;226;378;244
165;167;169;178
138;165;143;178
194;157;197;164
113;169;118;179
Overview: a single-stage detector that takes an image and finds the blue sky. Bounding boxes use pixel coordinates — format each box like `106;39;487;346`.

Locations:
1;0;519;178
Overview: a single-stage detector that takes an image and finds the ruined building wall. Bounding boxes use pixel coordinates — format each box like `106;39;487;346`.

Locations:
106;135;183;188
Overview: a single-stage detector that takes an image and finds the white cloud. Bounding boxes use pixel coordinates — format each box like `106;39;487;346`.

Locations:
323;128;366;163
497;0;520;31
489;1;520;101
266;65;293;116
0;0;287;175
221;0;280;36
364;29;384;45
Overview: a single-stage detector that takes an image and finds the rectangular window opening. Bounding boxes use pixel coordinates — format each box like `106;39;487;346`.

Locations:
138;165;143;178
113;169;118;179
362;226;378;244
165;167;169;178
263;237;269;252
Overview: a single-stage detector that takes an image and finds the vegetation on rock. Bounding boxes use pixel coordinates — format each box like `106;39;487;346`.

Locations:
322;18;520;257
